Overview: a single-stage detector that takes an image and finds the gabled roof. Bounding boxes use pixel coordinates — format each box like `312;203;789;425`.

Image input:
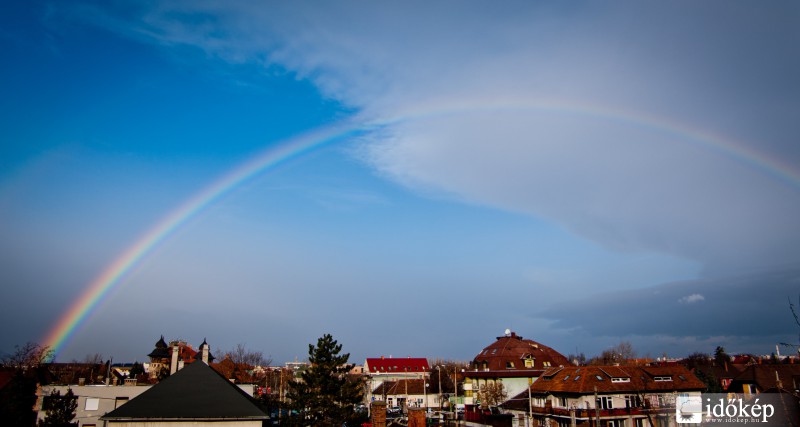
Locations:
101;361;267;421
365;357;429;374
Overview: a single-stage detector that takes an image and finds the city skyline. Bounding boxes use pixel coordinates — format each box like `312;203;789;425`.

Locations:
1;1;799;364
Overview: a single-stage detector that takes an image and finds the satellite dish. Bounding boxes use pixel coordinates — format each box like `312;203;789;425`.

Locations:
504;329;511;336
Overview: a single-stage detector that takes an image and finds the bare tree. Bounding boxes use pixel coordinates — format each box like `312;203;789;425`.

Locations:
780;295;800;354
477;381;508;408
225;343;272;367
589;341;637;365
0;342;53;369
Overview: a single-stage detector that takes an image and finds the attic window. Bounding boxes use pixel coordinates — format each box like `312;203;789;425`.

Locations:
492;349;497;354
611;377;630;383
506;362;515;368
678;375;687;381
573;375;581;381
595;375;604;381
525;358;534;368
543;361;551;367
654;376;672;382
563;375;570;381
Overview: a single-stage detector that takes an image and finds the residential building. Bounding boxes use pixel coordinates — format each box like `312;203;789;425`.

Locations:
464;330;571;406
36;384;152;427
502;365;705;427
371;378;437;409
727;363;800;395
365;356;430;406
101;359;268;426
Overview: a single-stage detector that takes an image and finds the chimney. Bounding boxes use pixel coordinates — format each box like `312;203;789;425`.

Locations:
170;345;179;375
201;339;210;364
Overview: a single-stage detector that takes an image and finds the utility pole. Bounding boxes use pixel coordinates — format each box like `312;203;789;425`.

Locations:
528;377;532;427
438;366;443;410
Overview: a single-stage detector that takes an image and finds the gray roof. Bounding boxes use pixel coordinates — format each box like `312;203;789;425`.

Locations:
101;361;268;421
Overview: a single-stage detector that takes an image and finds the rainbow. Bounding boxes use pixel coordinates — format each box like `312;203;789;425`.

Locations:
40;102;800;358
41;121;373;358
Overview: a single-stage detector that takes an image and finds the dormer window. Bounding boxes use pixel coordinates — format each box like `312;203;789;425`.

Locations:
525;358;534;368
654;376;672;382
611;377;630;383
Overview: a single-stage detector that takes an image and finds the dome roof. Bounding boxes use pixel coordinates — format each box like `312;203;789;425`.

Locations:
471;331;570;372
148;335;171;359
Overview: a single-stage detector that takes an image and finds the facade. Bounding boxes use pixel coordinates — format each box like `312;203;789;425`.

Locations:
365;356;430;405
503;365;705;427
371;378;438;409
464;330;571;406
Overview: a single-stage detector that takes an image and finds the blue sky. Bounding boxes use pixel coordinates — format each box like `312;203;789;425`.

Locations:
2;1;799;364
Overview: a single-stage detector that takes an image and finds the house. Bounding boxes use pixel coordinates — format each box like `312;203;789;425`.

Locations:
36;384;152;427
100;359;268;426
463;330;571;407
146;336;215;380
502;365;705;427
365;356;429;406
372;378;438;409
727;364;800;395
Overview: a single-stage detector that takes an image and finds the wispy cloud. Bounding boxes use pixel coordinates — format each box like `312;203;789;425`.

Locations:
69;1;800;273
678;294;705;304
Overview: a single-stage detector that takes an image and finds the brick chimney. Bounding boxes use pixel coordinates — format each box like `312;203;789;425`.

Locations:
371;401;387;427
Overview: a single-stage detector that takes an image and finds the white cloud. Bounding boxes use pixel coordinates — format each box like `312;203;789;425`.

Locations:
678;294;705;304
77;1;800;271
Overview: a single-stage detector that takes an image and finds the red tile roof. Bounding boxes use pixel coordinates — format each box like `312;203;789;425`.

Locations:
372;379;429;395
526;365;705;395
366;357;429;374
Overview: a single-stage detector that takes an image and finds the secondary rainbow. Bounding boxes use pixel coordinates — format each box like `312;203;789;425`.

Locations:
41;102;800;358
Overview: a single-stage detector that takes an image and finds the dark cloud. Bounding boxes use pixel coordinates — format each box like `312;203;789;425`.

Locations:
539;268;800;340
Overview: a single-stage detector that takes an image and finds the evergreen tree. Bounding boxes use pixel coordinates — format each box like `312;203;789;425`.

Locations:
286;334;365;427
0;370;39;426
38;388;77;427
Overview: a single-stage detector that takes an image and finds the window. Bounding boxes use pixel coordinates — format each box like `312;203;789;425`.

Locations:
654;376;672;382
599;396;613;410
625;395;641;408
573;375;580;381
85;398;100;411
115;397;129;408
611;377;630;383
543;361;551;367
506;361;515;368
524;357;534;368
563;375;570;381
596;375;604;381
635;419;647;427
558;397;568;407
606;420;624;427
